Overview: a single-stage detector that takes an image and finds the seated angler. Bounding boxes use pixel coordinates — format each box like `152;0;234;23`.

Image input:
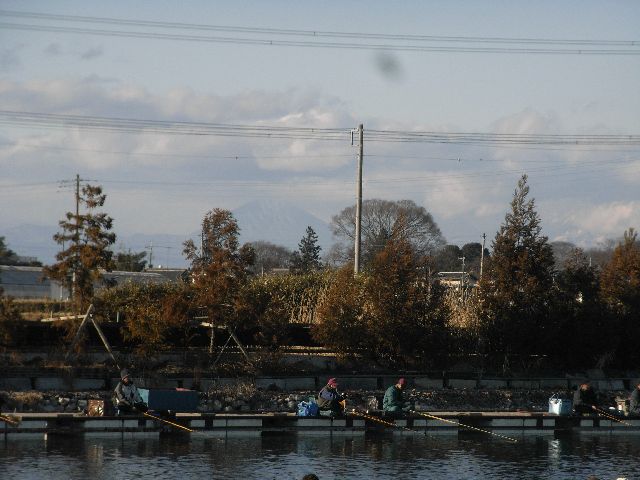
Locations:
114;369;148;415
629;381;640;417
573;380;598;415
316;378;345;416
383;378;411;414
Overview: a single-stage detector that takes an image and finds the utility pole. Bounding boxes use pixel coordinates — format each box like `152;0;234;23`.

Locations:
72;173;80;302
480;233;486;280
58;174;88;305
353;124;364;275
146;242;154;269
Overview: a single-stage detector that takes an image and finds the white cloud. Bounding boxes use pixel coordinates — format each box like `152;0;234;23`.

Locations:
546;201;640;245
1;79;635;250
0;78;357;173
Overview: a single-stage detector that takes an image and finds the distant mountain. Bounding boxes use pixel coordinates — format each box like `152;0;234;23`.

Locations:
233;199;333;251
2;201;333;267
2;224;59;265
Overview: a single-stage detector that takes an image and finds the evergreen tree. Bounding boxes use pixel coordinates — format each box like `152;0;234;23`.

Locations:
554;248;606;367
478;175;556;357
314;219;449;368
113;249;147;272
0;237;17;265
599;228;640;364
183;209;254;346
364;235;448;367
600;228;640;314
0;286;23;347
290;226;322;273
44;184;116;311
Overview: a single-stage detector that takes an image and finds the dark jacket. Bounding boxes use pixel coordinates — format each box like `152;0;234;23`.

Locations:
630;388;640;416
383;385;405;412
573;386;597;413
316;385;343;411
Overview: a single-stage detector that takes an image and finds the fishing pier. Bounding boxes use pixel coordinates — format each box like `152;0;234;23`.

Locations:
3;411;640;440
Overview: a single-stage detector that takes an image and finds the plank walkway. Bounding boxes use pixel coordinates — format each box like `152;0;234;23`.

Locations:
3;411;640;439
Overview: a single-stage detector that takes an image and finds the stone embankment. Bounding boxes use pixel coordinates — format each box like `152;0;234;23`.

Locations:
0;387;628;414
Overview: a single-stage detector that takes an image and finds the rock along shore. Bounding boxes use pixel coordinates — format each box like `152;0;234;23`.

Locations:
0;387;627;414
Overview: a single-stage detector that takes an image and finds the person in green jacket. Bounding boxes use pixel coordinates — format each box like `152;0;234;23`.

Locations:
383;378;410;413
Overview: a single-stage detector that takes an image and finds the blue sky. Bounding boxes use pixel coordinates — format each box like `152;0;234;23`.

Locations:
1;0;639;262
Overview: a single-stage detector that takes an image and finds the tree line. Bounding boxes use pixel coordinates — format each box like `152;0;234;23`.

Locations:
1;175;639;370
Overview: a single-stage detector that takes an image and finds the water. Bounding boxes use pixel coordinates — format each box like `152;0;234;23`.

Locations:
2;434;640;479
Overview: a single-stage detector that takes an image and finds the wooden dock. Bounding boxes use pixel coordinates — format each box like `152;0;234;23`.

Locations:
2;411;639;439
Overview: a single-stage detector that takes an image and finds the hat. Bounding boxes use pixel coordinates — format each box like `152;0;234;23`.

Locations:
120;369;130;380
327;378;338;387
397;378;406;386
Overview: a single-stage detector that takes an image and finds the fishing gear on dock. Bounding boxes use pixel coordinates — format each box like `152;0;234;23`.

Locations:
0;414;21;426
349;409;418;433
411;411;518;443
591;405;634;427
143;412;194;433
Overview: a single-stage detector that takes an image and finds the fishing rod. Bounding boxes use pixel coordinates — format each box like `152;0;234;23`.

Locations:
591;405;634;427
412;411;518;443
143;411;194;433
349;409;420;434
0;413;21;426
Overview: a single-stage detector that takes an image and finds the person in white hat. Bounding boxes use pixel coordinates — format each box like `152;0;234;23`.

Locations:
113;369;148;415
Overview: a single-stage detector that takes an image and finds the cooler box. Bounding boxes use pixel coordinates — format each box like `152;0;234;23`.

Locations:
139;388;199;412
548;396;572;415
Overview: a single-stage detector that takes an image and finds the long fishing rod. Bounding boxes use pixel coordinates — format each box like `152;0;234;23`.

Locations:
591;405;634;427
349;409;420;434
412;411;518;443
0;413;21;426
143;411;194;433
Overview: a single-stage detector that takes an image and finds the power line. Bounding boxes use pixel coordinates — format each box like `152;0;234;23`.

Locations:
2;110;639;147
0;110;349;141
3;139;637;160
1;9;638;53
0;18;638;55
1;156;636;194
0;140;354;159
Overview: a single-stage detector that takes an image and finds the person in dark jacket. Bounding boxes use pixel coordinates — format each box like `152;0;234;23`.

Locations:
573;381;598;414
114;369;148;415
316;378;344;415
629;381;640;416
383;378;410;413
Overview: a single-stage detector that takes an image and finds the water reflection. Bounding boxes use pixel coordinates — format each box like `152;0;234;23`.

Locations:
2;434;640;479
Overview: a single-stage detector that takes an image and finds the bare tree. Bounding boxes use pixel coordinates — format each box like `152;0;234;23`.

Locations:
330;199;445;267
550;241;577;270
246;241;292;274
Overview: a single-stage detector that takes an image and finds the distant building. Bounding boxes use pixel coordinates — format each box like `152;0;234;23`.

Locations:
436;271;477;290
0;266;64;299
0;266;186;300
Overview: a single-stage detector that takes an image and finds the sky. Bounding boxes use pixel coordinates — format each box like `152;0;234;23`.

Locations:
1;0;639;265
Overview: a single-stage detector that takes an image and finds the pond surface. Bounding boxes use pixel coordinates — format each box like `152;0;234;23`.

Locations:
1;433;640;479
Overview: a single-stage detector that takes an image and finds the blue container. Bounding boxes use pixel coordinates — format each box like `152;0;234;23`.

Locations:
139;388;199;412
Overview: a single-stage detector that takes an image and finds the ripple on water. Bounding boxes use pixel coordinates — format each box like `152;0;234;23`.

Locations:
1;435;640;479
